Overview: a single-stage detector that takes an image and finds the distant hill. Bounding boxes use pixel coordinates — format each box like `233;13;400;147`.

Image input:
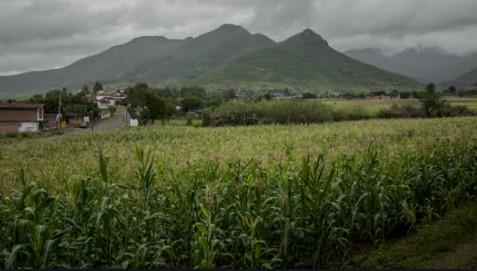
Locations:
0;36;184;97
346;47;477;84
0;24;274;97
0;24;421;97
194;29;421;92
444;67;477;88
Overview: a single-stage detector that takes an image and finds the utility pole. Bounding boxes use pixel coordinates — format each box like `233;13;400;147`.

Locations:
90;110;95;135
56;92;62;129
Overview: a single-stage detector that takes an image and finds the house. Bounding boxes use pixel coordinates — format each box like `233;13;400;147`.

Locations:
91;91;127;120
95;99;113;120
0;103;44;134
94;90;126;105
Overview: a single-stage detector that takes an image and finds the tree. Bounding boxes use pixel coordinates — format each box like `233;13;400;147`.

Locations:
127;83;169;124
144;92;166;124
448;86;457;95
81;85;90;94
180;86;207;99
390;89;400;98
222;89;237;101
399;91;412;99
30;89;99;117
261;92;273;101
418;83;447;117
93;81;103;93
180;96;204;112
302;92;317;99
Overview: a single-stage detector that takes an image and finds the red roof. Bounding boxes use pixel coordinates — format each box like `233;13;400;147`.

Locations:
0;103;44;109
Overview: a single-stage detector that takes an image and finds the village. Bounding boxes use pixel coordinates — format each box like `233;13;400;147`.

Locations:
0;89;133;134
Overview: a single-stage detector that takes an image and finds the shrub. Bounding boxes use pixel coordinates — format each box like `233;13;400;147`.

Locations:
203;100;370;126
377;104;475;119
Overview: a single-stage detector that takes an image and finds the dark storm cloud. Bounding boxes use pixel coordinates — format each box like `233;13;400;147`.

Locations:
1;0;477;75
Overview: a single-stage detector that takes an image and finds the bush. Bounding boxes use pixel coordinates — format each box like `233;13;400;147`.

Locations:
377;104;475;119
203;100;364;126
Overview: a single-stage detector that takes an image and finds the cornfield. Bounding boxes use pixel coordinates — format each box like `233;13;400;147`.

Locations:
1;117;477;268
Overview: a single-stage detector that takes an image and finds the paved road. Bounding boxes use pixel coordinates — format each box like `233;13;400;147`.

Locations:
72;111;127;134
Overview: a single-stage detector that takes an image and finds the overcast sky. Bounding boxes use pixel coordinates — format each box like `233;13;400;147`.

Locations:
1;0;477;75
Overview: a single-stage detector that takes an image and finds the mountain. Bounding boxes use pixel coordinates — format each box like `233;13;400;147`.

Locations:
0;24;274;97
0;36;184;97
0;25;421;97
122;24;275;85
194;29;421;92
345;47;477;84
445;67;477;88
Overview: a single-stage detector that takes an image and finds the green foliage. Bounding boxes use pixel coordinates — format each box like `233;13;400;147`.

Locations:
180;96;204;112
2;117;477;268
1;135;477;268
418;83;447;117
29;89;99;116
203;99;371;126
302;92;318;99
195;30;422;93
126;83;172;124
378;85;475;118
93;81;103;93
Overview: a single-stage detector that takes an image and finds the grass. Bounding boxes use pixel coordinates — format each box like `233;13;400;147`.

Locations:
362;201;477;269
1;117;477;268
322;97;477;115
446;97;477;110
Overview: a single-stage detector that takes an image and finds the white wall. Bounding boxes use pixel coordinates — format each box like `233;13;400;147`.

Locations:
129;119;138;127
18;122;39;133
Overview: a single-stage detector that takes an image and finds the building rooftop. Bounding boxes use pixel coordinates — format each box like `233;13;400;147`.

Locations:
0;103;44;109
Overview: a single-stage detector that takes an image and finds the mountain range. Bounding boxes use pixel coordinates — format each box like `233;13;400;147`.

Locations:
345;47;477;85
0;24;422;97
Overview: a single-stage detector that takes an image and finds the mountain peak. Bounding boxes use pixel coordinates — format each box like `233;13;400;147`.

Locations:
196;24;250;41
283;28;329;48
214;24;248;34
129;36;168;43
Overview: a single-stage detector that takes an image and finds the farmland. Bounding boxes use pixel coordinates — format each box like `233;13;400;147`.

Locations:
1;116;477;268
322;97;477;115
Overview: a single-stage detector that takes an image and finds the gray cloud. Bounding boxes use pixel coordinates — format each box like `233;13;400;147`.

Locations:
1;0;477;75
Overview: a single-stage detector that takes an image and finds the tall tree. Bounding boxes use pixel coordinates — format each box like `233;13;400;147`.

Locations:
418;83;446;117
127;83;169;124
93;81;103;93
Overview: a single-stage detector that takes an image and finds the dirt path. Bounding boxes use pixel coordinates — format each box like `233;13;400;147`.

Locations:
422;238;477;269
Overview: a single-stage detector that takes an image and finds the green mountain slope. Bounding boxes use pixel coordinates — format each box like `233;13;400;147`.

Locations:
0;36;184;97
195;29;422;93
0;24;274;97
0;25;422;98
122;24;275;85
